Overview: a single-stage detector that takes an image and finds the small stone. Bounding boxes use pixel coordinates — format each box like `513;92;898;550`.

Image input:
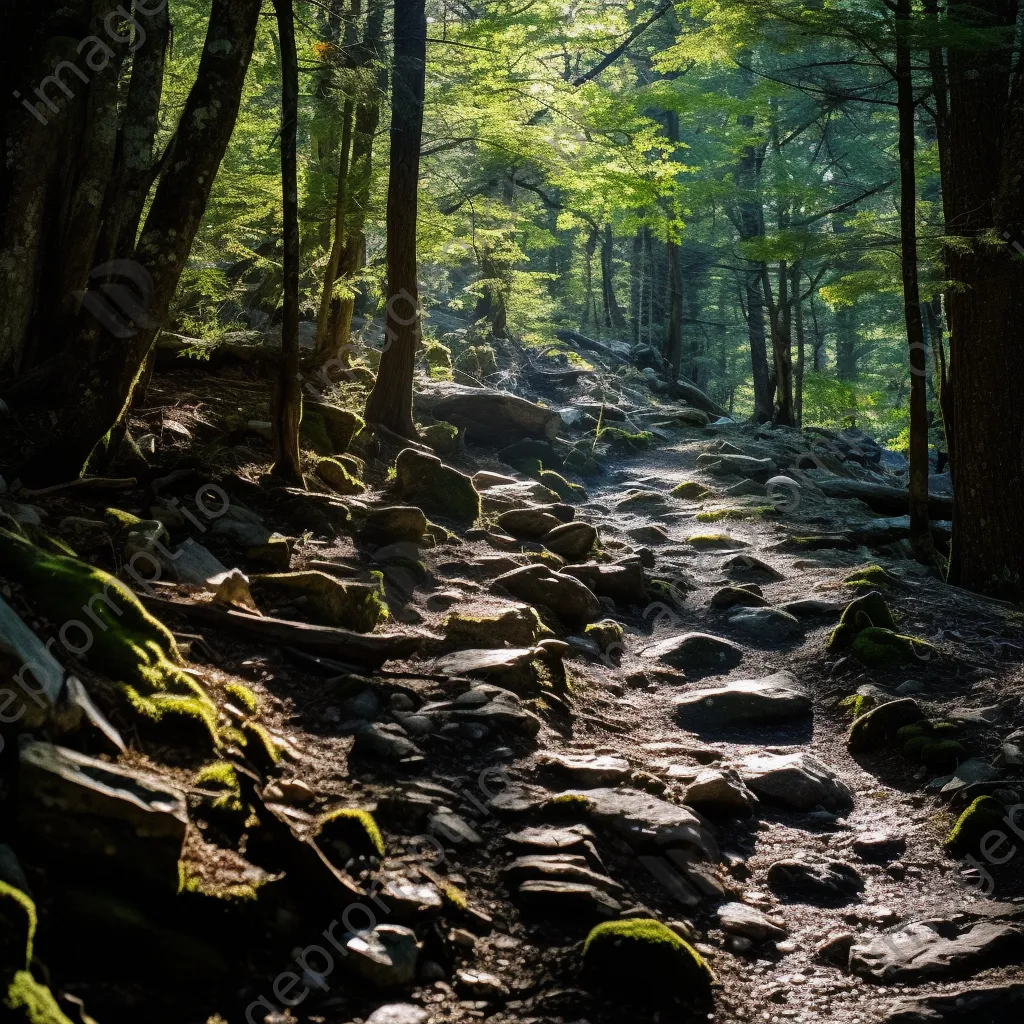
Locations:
815;931;855;966
717;902;787;941
766;857;864;903
851;831;907;863
455;970;510;1000
642;631;745;677
542;522;598;561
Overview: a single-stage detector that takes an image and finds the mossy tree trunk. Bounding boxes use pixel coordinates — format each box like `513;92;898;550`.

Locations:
364;0;426;438
18;0;262;486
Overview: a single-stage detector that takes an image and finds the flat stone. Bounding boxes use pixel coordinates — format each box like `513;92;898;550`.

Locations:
850;920;1024;984
740;752;854;811
722;554;786;580
851;831;907;863
432;647;537;694
767;857;865;903
940;759;1001;795
515;879;621;921
492;564;601;626
561;560;647;604
684;768;757;815
367;1005;429;1024
429;810;483;845
674;672;810;729
781;597;843;619
362;506;428;544
505;824;597;854
539;752;631;786
456;969;510;1000
502;854;623;895
717;902;787;941
346;924;421;990
419;684;542;738
711;586;767;610
697;453;777;480
881;982;1024;1023
354;723;422;760
544;786;718;860
726;606;802;643
639;854;703;908
497;508;563;539
643;632;745;677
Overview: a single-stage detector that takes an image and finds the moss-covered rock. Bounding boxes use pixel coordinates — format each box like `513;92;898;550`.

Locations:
0;879;36;972
851;627;933;668
251;571;388;632
582;918;714;1005
104;507;143;535
300;411;334;455
827;591;896;653
241;721;283;773
424;341;453;378
599;427;655;451
585;619;624;653
671;480;712;501
444;606;554;649
843;564;897;589
538;470;586;503
454;344;498;380
0;528;218;743
392;448;481;523
944;796;1007;859
308;402;365;452
316;458;367;495
316;808;385;864
848;698;925;753
695;506;772;523
193;761;244;816
686;532;743;549
421;421;460;455
3;972;74;1024
918;739;968;771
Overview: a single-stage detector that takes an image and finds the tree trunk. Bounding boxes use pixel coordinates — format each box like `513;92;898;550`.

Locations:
944;0;1024;598
17;0;263;486
601;224;628;329
364;0;426;438
272;0;304;485
793;264;806;427
666;235;683;380
581;225;599;331
630;229;643;346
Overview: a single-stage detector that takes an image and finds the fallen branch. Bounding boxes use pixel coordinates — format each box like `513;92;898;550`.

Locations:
141;596;425;667
15;476;137;499
553;328;630;365
812;475;953;520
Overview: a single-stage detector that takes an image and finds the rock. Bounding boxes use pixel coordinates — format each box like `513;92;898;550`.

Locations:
503;854;623;895
315;458;366;495
367;1004;429;1024
674;672;810;729
246;533;292;571
431;648;538;695
539;752;631;786
943;796;1007;858
0;595;65;725
717;902;787;941
642;632;745;678
493;564;601;627
209;568;259;613
939;759;1001;796
345;924;420;990
497;507;563;539
766;857;864;903
456;969;510;1000
480;480;562;512
740;752;853;811
781;597;843;619
561;560;647;605
697;453;777;481
687;531;747;549
881;983;1024;1023
419;684;542;738
850;920;1024;983
208;503;272;547
617;491;671;512
639;855;704;907
816;931;856;966
443;604;551;649
429;810;483;845
505;825;601;861
421;421;460;455
544;787;719;860
727;606;802;643
251;571;387;632
827;590;896;652
516;880;622;921
684;769;757;815
581;918;714;1006
362;506;428;544
425;386;562;444
711;585;767;610
852;831;907;863
316;808;385;863
306;401;364;451
848;698;925;753
392;448;480;522
542;522;597;561
722;553;785;580
354;723;422;760
473;471;518;490
18;740;187;895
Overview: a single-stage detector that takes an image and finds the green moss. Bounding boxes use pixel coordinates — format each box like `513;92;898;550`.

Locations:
315;458;367;496
424;341;453;379
301;411;334;455
421;421;460;455
583;919;713;1004
105;507;143;533
3;972;74;1024
585;619;624;652
441;882;469;910
252;571;388;632
847;698;925;753
896;722;931;742
0;881;36;969
317;809;385;860
241;721;282;771
695;505;772;522
538;470;585;503
444;606;553;648
827;591;897;653
918;739;968;771
843;564;897;589
393;448;481;523
0;528;218;744
454;344;498;380
548;792;593;810
599;427;655;451
686;532;738;548
851;627;933;667
944;796;1006;859
224;682;259;714
903;735;932;759
671;481;711;500
839;693;871;720
193;761;244;815
932;721;959;737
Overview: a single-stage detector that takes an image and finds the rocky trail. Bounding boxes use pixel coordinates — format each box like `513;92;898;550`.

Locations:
1;347;1023;1024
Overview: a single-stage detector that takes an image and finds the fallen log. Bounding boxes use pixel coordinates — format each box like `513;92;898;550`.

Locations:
553;328;630;365
664;380;730;420
14;476;137;499
141;596;425;667
812;475;953;520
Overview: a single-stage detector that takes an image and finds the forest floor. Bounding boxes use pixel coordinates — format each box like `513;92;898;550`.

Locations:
2;341;1024;1024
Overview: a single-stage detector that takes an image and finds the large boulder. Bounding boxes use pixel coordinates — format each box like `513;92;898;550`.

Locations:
542;522;597;561
561;560;647;605
419;385;561;445
674;672;811;730
739;752;853;811
391;449;480;522
252;571;387;632
642;632;745;678
697;453;777;481
306;401;364;452
362;506;428;545
497;507;564;539
492;564;601;627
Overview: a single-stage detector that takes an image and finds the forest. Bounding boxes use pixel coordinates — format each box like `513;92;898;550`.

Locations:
0;1;1023;1023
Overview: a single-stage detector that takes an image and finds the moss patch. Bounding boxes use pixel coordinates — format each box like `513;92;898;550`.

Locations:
0;881;36;970
695;506;772;523
844;564;897;589
301;411;334;455
225;681;260;714
444;606;553;649
193;761;244;815
671;481;711;500
241;721;282;772
583;918;713;1004
851;627;934;668
686;532;740;548
315;458;367;496
4;972;74;1024
421;421;460;455
454;345;498;380
827;591;896;653
317;808;385;861
424;341;453;379
599;427;655;451
393;448;481;523
537;470;586;503
585;619;624;652
944;796;1007;859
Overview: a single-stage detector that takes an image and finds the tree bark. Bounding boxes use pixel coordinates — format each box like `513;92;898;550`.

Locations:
793;264;805;427
601;224;628;329
272;0;304;485
629;229;643;346
364;0;426;438
18;0;263;486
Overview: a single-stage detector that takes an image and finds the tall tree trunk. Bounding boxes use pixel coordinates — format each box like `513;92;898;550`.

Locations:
630;229;643;346
272;0;304;485
601;224;627;330
762;263;794;425
944;0;1024;598
666;235;683;379
793;263;806;427
896;0;934;561
581;226;599;331
364;0;426;438
17;0;262;486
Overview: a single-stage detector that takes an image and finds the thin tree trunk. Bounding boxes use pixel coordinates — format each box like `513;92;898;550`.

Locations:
793;263;806;427
630;229;643;346
666;235;683;379
896;0;934;561
272;0;304;485
364;0;426;438
19;0;263;486
601;223;627;329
